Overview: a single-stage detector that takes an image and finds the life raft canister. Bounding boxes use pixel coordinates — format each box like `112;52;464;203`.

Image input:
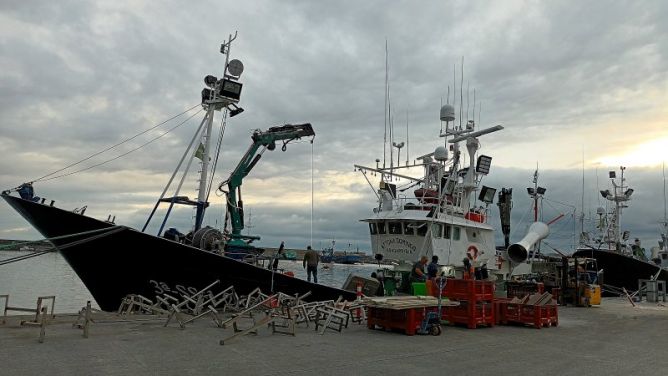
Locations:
466;245;479;261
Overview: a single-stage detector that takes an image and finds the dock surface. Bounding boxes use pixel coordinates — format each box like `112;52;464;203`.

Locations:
1;298;666;375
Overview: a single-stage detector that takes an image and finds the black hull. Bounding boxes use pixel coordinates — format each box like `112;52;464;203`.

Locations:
572;248;668;293
3;194;355;311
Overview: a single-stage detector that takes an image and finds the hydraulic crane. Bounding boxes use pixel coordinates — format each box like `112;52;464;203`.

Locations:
217;123;315;256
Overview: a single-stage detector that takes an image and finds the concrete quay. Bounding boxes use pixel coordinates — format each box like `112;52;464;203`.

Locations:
0;298;666;376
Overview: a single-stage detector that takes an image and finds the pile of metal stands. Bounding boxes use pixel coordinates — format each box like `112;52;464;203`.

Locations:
74;280;367;344
1;294;56;343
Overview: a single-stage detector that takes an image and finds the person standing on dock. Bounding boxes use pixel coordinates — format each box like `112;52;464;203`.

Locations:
410;256;428;283
303;246;320;283
427;255;439;279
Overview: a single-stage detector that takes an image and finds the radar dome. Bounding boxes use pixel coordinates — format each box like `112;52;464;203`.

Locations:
596;207;606;215
434;146;448;161
440;104;455;122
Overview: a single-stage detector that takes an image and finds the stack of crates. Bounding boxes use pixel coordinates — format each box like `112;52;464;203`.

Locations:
440;278;495;329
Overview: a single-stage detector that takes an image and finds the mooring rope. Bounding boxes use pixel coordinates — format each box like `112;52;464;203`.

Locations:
0;225;124;266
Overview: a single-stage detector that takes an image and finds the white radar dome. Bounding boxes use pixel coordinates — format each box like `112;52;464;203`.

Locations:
434;146;448;161
596;207;606;215
440;104;455;122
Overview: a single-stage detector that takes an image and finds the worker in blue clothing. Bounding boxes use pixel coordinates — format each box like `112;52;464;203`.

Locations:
427;255;439;279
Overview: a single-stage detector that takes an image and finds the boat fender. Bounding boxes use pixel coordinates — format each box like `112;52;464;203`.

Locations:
466;245;479;261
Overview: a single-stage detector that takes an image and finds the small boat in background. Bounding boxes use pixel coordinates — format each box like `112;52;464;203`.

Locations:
320;241;363;265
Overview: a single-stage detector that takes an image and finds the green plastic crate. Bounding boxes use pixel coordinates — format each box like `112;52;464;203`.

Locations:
411;282;427;296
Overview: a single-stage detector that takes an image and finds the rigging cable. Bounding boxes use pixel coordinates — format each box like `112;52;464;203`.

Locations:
204;110;229;202
31;104;201;183
38;108;204;182
311;139;314;247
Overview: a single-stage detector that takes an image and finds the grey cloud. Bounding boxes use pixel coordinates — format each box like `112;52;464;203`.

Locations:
1;1;667;257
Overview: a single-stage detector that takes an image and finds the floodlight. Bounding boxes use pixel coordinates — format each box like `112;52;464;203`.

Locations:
479;186;497;204
229;104;244;117
204;75;218;87
476;155;492;175
218;79;243;100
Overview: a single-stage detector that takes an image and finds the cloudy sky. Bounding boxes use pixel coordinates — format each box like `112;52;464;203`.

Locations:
1;1;667;254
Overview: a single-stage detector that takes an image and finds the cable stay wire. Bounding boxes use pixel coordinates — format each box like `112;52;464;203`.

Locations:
38;108;204;182
31;103;201;183
205;111;229;203
0;225;124;266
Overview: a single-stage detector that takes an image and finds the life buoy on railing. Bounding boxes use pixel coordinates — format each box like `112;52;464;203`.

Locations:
466;245;479;261
495;255;503;269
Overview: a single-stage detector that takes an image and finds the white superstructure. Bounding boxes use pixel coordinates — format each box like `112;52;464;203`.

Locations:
355;103;539;277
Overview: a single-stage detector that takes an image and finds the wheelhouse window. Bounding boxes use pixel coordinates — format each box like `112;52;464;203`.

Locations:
444;225;451;239
453;226;461;240
403;222;415;236
388;222;402;235
432;223;443;238
377;222;386;234
416;222;428;237
369;223;377;235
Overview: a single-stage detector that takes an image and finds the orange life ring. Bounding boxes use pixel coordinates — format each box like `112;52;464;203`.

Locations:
466;245;479;261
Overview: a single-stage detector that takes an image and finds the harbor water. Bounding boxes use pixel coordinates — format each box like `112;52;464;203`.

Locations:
0;250;382;313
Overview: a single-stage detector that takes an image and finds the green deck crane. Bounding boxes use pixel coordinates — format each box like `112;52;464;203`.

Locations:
217;123;315;256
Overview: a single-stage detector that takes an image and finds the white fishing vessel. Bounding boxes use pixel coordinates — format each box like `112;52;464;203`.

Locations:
355;100;548;279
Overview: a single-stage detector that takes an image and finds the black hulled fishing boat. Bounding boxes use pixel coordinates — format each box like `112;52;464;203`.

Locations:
572;167;668;293
2;34;354;311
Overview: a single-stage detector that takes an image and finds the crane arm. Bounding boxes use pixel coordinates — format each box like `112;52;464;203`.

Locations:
218;123;315;241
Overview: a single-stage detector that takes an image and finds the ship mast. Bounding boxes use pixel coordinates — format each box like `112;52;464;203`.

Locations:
600;166;633;252
193;33;245;231
143;33;245;235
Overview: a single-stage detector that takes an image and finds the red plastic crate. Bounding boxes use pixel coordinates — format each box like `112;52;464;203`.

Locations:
494;299;558;329
443;301;494;329
441;278;495;301
367;306;430;336
519;304;558;328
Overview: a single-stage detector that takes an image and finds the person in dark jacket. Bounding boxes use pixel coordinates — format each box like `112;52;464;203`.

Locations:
410;256;428;283
427;255;439;279
303;246;320;283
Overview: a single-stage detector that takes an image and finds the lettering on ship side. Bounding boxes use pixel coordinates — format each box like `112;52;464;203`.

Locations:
380;237;417;255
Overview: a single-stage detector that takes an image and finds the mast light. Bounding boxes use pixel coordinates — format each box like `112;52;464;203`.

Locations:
479;186;496;204
476;155;492;175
